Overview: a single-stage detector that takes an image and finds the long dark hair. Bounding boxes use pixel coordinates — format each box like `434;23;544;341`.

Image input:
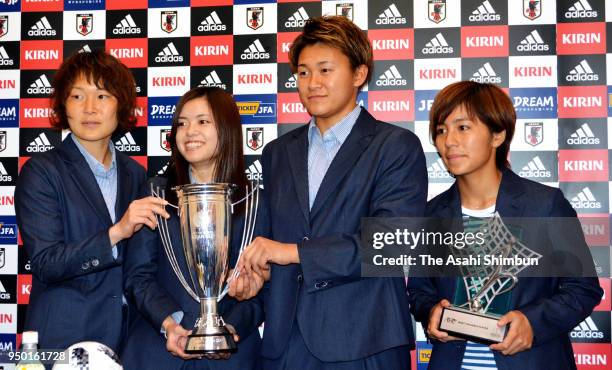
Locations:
164;87;248;211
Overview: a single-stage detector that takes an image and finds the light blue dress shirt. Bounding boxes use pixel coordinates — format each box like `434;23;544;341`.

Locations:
71;134;117;227
71;135;127;305
307;105;361;210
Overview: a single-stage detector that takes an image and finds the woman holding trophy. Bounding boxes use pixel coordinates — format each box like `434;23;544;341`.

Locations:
14;50;169;353
407;81;602;370
122;86;264;369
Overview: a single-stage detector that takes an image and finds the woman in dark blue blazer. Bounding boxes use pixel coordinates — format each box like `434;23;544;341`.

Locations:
407;81;603;370
121;86;263;370
14;51;168;353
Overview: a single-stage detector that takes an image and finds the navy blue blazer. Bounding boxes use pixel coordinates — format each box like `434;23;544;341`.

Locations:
14;134;146;351
407;168;603;370
121;177;263;370
260;108;427;362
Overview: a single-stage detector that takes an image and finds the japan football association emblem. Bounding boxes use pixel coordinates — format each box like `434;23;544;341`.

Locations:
525;122;543;146
246;127;263;150
524;0;541;20
0;131;7;152
336;3;354;21
247;7;264;30
0;16;8;38
428;0;446;24
160;129;171;152
161;11;177;33
76;14;93;36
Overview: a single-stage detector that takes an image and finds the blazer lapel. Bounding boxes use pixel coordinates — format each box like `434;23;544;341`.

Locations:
115;154;132;223
494;169;530;310
435;182;462;219
433;183;463;275
436;169;527;218
495;168;527;218
309;109;376;219
285;126;310;225
59;136;113;226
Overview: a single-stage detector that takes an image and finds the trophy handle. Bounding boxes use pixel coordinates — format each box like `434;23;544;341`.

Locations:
229;179;261;213
151;184;200;302
217;181;260;301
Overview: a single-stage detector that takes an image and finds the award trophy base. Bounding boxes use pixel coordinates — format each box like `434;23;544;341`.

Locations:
438;306;508;345
185;325;237;354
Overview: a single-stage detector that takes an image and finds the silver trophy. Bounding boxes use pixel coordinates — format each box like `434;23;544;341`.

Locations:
438;213;541;344
151;182;259;354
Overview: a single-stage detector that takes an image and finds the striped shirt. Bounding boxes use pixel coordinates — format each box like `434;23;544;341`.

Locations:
307;105;361;210
459;205;498;370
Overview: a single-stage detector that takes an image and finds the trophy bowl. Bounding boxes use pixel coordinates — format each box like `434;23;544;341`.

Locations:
153;182;259;354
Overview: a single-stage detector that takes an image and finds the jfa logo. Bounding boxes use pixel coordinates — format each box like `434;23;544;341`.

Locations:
235;94;276;124
76;14;93;36
161;11;177;33
247;7;263;30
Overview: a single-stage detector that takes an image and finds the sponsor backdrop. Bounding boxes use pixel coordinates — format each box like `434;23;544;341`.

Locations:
0;0;611;368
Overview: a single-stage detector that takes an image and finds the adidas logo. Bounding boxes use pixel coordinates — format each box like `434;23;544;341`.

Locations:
571;317;604;339
245;160;263;183
285;7;309;28
198;70;226;89
567;123;600;145
27;74;53;95
518;156;551;178
470;62;501;84
0;162;11;182
240;39;269;61
566;59;598;82
198;11;226;32
79;44;92;53
565;0;597;18
27;132;53;153
427;158;451;179
157;161;169;175
469;0;500;22
114;132;140;152
284;73;297;89
376;65;407;87
517;30;549;52
155;42;183;63
113;14;141;35
422;33;454;54
376;3;406;25
570;187;601;209
28;16;56;37
0;46;13;66
0;280;9;300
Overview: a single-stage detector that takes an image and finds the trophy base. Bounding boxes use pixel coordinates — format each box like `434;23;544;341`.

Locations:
185;331;237;354
438;306;508;345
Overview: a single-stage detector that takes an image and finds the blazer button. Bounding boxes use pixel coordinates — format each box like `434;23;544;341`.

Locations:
81;261;90;270
297;274;303;283
302;236;309;241
315;281;328;289
91;259;100;267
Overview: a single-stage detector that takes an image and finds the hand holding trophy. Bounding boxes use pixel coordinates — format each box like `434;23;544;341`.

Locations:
438;214;541;345
151;181;259;354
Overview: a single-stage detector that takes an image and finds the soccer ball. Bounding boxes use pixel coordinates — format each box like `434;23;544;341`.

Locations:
52;341;122;370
